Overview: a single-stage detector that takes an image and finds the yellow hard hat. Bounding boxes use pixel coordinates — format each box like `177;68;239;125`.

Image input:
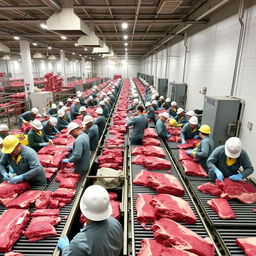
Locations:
2;135;20;154
169;118;177;126
199;124;211;134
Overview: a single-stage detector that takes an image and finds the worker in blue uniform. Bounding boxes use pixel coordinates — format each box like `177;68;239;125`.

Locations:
18;107;39;128
99;101;109;118
28;119;52;152
77;92;86;106
83;115;99;155
161;98;172;110
47;103;58;117
95;108;106;137
87;96;97;107
57;109;70;131
79;106;90;120
174;107;187;126
186;124;214;172
145;102;155;122
0;135;46;185
127;105;148;145
156;112;171;141
66;98;73;107
58;185;123;256
158;96;165;108
42;117;60;138
186;110;196;121
169;101;178;117
58;101;64;109
70;98;80;120
152;100;158;111
180;116;200;144
62;122;90;174
0;124;9;139
128;98;139;112
207;137;254;181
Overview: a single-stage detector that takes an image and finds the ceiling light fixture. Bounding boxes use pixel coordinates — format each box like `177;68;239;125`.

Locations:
79;54;82;57
123;35;128;40
124;42;128;46
32;42;38;46
122;22;128;30
13;36;20;40
125;48;128;51
48;46;52;50
74;43;78;47
61;35;67;40
72;52;75;55
84;48;88;51
40;23;48;29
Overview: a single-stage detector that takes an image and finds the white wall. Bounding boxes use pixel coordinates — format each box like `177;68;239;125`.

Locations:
141;0;256;177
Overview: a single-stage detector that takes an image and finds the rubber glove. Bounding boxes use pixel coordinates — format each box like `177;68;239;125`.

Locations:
68;146;73;151
166;134;171;138
58;236;70;250
57;131;61;134
62;158;70;163
193;135;200;139
214;168;224;181
8;166;15;174
181;139;186;144
9;174;24;184
39;142;48;147
229;173;243;181
48;135;55;139
186;149;193;155
49;140;53;145
125;117;130;123
2;171;10;181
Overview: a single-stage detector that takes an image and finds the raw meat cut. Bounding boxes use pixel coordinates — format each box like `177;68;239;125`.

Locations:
0;209;30;252
181;160;207;177
38;145;69;155
99;163;122;170
177;143;195;149
151;194;196;224
21;122;32;133
136;194;155;229
32;209;59;217
7;190;42;208
147;173;184;196
108;192;118;200
4;252;24;256
253;208;256;213
52;188;76;198
236;237;256;256
161;248;197;256
132;146;165;158
152;218;214;256
178;150;193;162
139;156;171;170
131;146;144;156
38;154;54;167
207;198;236;219
102;148;123;157
137;239;165;256
98;155;123;165
142;137;161;146
110;201;120;220
168;136;182;143
55;173;80;189
144;128;158;138
132;155;145;166
51;151;69;167
133;169;151;186
35;191;52;209
49;199;59;208
197;182;222;197
216;178;256;204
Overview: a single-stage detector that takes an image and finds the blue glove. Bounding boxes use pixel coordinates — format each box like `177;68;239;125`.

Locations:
39;142;48;147
62;158;70;163
58;236;69;250
2;171;10;181
186;149;193;155
48;135;55;139
181;139;186;144
229;173;243;181
193;135;200;139
68;146;73;151
214;168;224;181
9;174;24;184
57;131;61;134
166;134;171;138
8;166;15;174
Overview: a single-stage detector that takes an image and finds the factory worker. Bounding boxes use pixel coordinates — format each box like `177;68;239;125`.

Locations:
58;185;123;256
0;124;9;139
77;92;86;106
28;120;52;152
180;116;200;144
57;109;70;131
62;122;90;174
129;98;139;111
66;98;73;107
70;98;80;120
152;100;158;111
83;115;99;155
174;107;187;126
47;103;58;117
145;102;155;122
156;112;171;141
79;106;90;119
100;92;107;102
186;124;214;172
158;96;165;108
87;96;97;107
207;137;254;182
0;138;3;158
99;101;109;118
186;110;196;120
127;105;148;145
0;135;46;185
94;107;106;137
42;117;60;139
169;101;178;117
91;88;97;98
169;118;178;127
161;98;172;110
18;107;39;128
155;92;160;101
58;101;64;109
108;91;115;103
104;97;112;111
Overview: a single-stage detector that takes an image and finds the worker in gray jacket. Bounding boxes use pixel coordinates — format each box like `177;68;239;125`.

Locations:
70;99;80;120
62;122;90;174
58;185;123;256
18;107;39;128
42;117;60;138
145;102;155;122
0;135;46;185
94;108;106;137
127;105;148;145
207;137;254;181
47;103;58;117
180;116;200;144
186;124;214;172
174;107;187;126
99;101;109;118
156;112;171;141
57;109;70;131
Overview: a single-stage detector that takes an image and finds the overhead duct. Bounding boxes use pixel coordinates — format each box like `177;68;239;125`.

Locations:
78;32;104;47
0;42;10;53
1;55;10;60
48;55;58;60
103;50;115;58
92;43;110;54
33;53;46;59
157;0;183;14
46;8;91;35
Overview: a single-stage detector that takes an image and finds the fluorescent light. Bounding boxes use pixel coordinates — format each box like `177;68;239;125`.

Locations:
72;52;75;55
32;42;37;46
79;54;82;57
40;23;48;29
61;35;67;40
48;46;52;50
125;48;128;51
74;43;78;47
13;36;20;40
122;22;128;30
124;42;128;46
123;35;128;40
84;48;87;51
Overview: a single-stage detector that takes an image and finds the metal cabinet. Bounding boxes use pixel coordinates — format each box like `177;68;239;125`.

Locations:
169;82;187;109
158;78;168;98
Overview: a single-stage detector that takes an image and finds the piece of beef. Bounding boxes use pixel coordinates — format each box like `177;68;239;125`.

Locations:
236;237;256;256
181;160;208;177
4;252;24;256
52;188;76;198
32;209;59;217
35;191;53;209
161;248;198;256
144;128;158;138
55;173;80;189
108;192;118;200
7;191;42;208
38;154;54;167
178;150;193;162
197;182;222;197
142;138;161;146
137;239;165;256
132;155;145;166
99;163;122;170
133;169;151;186
131;146;144;156
143;156;172;170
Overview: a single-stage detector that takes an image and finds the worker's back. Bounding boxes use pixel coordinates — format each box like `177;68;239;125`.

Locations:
130;115;148;139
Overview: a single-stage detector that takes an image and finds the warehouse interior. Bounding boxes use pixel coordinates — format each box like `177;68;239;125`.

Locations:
0;0;256;255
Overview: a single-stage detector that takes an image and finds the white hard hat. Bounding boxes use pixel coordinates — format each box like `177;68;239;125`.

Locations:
177;107;184;115
151;95;156;100
152;100;158;105
74;98;80;103
80;185;112;221
51;104;57;109
31;119;43;130
77;93;82;97
83;115;93;125
160;112;170;119
189;116;198;125
165;98;171;103
160;96;164;100
49;117;57;126
104;98;109;103
145;102;152;107
79;106;87;112
171;101;177;106
225;137;242;158
102;92;107;96
61;106;68;111
155;92;159;97
186;110;196;117
67;98;72;102
0;124;9;132
99;101;105;106
58;109;65;117
0;137;3;144
133;98;139;104
31;107;39;115
107;91;111;95
59;101;64;106
96;108;103;115
67;122;80;134
76;91;81;95
89;96;93;100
